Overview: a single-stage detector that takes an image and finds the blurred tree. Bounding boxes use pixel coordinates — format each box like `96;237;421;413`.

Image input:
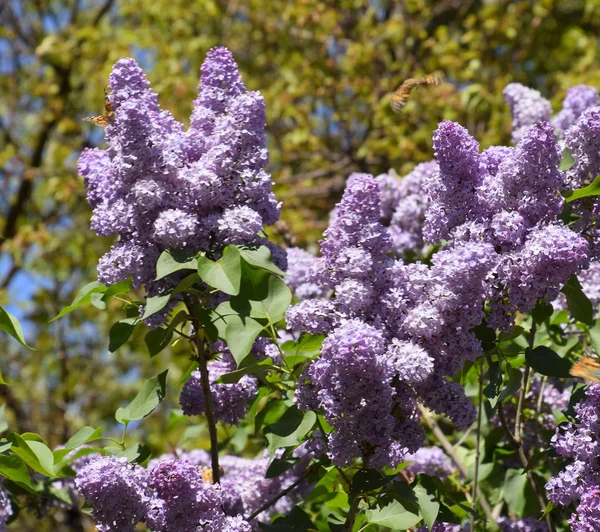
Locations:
1;0;600;528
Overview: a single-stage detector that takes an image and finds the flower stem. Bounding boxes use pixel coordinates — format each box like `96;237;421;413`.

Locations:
186;298;221;484
418;404;497;528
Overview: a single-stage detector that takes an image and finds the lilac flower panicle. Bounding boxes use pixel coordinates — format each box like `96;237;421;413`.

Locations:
75;456;153;531
387;161;438;256
285;247;328;300
546;384;600;528
180;351;257;425
424;121;482;242
0;487;11;532
150;458;223;531
503;83;552;142
80;48;281;327
564;106;600;190
496;516;550;532
405;447;455;480
552;85;599;136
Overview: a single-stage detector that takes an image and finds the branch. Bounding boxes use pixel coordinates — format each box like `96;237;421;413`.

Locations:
187;299;220;484
471;360;484;532
418;404;497;528
245;465;314;522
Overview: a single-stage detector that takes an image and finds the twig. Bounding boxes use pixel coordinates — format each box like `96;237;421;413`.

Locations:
471;359;484;532
187;300;221;484
246;466;314;522
494;324;555;532
343;496;362;532
418;404;497;527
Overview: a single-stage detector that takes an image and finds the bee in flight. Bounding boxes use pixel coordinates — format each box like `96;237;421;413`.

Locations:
390;72;444;113
83;89;115;126
570;346;600;384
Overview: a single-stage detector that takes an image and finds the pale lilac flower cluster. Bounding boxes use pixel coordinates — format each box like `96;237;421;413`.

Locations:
376;162;438;257
496;517;549;531
78;48;280;324
503;83;552;142
424;119;589;330
148;449;308;528
552;85;599;137
546;384;600;530
0;487;11;532
284;247;328;300
288;174;494;467
180;347;257;425
405;446;455;480
76;455;251;531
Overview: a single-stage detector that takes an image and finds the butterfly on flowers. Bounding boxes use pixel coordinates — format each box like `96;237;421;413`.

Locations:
83;89;115;126
570;346;600;384
198;465;225;484
390;72;444;113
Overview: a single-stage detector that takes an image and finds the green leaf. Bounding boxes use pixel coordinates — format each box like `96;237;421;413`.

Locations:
51;281;107;321
414;483;440;530
561;274;594;326
0;368;7;386
559;146;575;171
565;175;600;203
64;426;103;450
141;294;171;320
349;469;393;500
526;346;572;378
483;361;501;406
155;249;198;280
499;366;523;403
101;278;133;303
264;405;316;452
0;405;7;434
282;334;324;366
498;326;524;342
0;306;33;349
108;317;139;352
224;313;265;365
215;357;278;384
8;433;56;477
197;246;242;295
115;370;168;424
0;454;34;492
531;301;554;324
265;457;299;478
258;506;316;531
239;245;286;276
503;469;527;515
239;274;292;324
145;327;173;358
365;499;422;529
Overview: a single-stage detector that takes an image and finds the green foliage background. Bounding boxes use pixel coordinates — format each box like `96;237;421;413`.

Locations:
1;0;600;529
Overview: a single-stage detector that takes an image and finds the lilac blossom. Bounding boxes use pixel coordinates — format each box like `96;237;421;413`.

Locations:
180;349;257;425
503;83;552;142
285;247;329;300
74;456;154;531
546;384;600;528
386;161;438;256
552;85;599;136
405;446;455;480
78;48;281;326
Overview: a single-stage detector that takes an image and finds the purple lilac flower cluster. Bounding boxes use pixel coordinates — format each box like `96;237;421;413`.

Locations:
423;119;589;330
419;518;548;531
180;344;257;425
75;455;253;531
0;486;11;532
78;48;281;325
552;85;599;137
375;162;439;257
503;83;551;143
405;446;456;480
288;173;494;468
149;448;308;528
284;247;328;300
546;384;600;531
